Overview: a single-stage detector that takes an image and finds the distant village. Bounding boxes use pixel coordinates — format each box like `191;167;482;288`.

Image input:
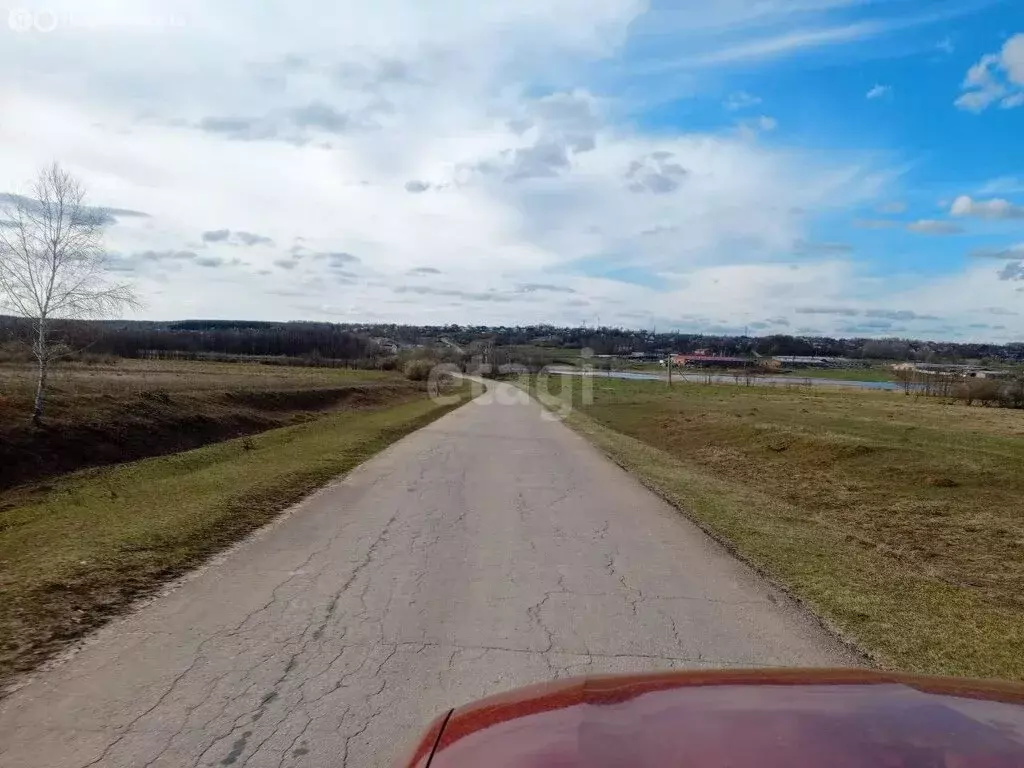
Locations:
600;349;1018;379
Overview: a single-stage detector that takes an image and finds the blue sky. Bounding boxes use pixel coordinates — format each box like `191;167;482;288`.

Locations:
618;0;1024;275
1;0;1022;340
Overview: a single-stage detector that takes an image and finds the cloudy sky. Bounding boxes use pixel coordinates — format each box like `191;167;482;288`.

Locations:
2;0;1023;340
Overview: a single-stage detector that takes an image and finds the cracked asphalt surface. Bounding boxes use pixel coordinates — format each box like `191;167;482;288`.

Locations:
0;383;858;768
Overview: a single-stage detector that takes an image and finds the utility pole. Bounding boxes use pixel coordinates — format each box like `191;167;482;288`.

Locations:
668;350;673;387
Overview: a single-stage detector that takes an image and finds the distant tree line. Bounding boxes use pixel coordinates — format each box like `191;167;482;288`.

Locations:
2;317;1021;367
0;317;377;362
343;324;1023;364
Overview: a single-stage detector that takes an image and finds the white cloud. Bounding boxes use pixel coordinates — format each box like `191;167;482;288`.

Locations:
971;244;1024;259
877;262;1024;339
906;219;962;235
876;201;906;214
1001;92;1024;108
638;1;983;72
685;22;887;66
724;91;762;110
955;33;1024;112
628;2;981;75
853;218;898;229
734;115;778;138
978;176;1024;195
866;84;891;99
1005;33;1024;83
950;195;1024;220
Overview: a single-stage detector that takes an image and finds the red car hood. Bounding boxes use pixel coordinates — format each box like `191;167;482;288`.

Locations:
399;669;1024;768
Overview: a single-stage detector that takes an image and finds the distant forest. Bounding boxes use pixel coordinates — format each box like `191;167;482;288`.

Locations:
1;316;1022;364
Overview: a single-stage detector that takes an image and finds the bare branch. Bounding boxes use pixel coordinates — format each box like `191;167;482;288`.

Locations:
0;162;140;423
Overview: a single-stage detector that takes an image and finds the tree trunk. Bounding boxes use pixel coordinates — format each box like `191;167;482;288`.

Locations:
32;355;48;425
32;320;49;425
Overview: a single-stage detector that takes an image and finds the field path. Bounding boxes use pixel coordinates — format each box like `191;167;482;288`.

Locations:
0;382;857;768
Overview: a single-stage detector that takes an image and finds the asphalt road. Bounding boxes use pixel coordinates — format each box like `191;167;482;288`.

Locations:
0;382;858;768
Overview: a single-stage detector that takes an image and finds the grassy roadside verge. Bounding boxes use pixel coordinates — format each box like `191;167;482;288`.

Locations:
521;376;1024;681
0;385;472;686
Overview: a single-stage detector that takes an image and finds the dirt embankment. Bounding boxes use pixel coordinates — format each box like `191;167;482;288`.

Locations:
0;383;420;492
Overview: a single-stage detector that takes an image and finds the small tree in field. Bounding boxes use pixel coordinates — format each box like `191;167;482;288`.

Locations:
893;367;914;394
0;163;138;424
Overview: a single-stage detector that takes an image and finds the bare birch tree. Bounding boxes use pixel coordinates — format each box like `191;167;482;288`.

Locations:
0;163;138;424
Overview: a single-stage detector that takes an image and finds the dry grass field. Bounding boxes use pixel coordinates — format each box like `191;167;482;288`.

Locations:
0;359;416;490
0;358;393;401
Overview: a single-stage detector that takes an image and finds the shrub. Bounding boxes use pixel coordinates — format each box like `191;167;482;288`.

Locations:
75;352;120;366
1001;377;1024;409
955;378;1004;407
404;359;435;381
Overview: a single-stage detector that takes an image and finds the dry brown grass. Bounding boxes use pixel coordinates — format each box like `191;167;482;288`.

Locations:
0;358;393;404
0;359;416;490
526;375;1024;680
